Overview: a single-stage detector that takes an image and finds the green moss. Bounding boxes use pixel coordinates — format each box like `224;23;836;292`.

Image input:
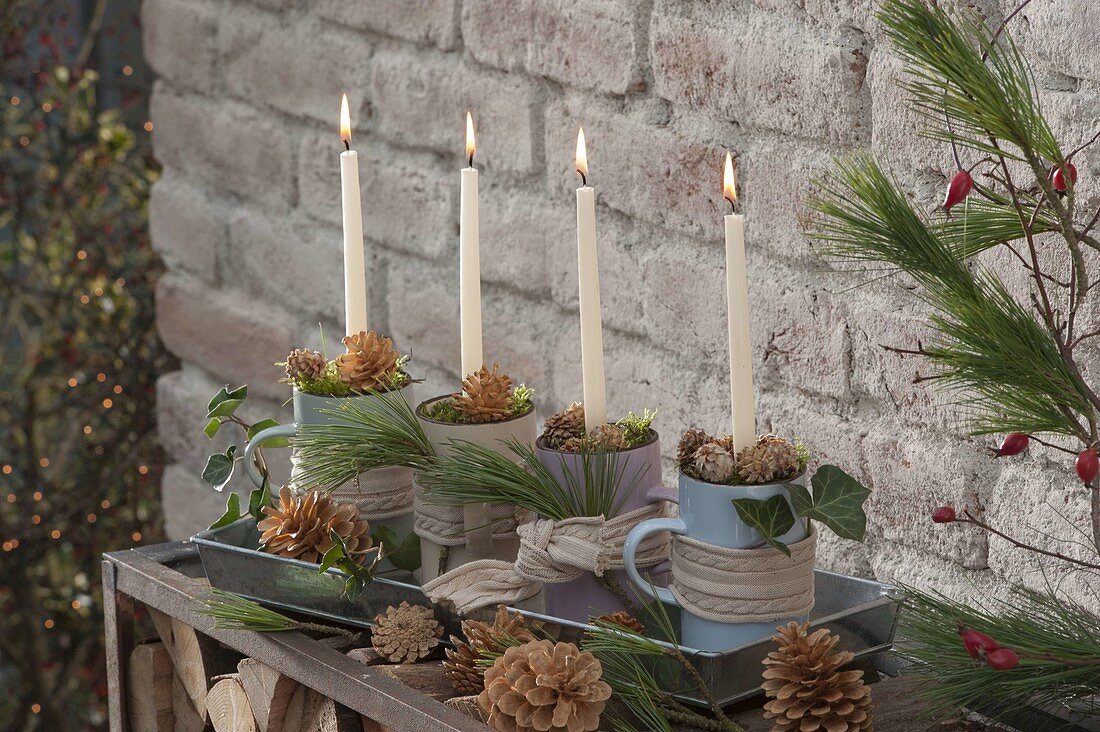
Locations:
616;408;657;447
422;384;535;424
288;358;411;398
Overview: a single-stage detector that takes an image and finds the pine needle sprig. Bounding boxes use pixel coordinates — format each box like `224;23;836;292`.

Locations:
583;600;743;732
897;584;1100;723
200;589;356;637
418;438;642;520
291;388;436;491
936;198;1059;260
877;0;1061;163
806;155;1093;438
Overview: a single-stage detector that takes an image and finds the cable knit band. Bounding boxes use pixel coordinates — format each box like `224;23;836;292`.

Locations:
669;529;816;624
421;501;676;614
328;465;415;519
412;476;526;546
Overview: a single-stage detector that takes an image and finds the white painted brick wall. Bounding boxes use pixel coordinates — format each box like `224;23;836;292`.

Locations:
144;0;1100;602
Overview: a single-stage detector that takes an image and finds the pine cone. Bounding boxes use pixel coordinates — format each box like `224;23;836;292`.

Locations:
371;602;443;663
453;364;514;423
589;423;628;450
445;606;536;694
257;487;372;564
693;442;737;484
285;348;327;382
595;611;646;635
737;435;801;485
479;640;611;732
762;622;872;732
542;402;586;448
336;330;400;391
678;428;713;468
443;639;485;694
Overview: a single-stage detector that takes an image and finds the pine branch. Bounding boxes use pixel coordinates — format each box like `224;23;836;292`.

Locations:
291;389;435;490
806;155;1094;439
896;584;1100;724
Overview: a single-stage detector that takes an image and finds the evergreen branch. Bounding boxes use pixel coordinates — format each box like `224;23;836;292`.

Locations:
291;389;435;490
419;438;641;520
878;0;1061;162
200;589;356;637
896;584;1100;724
806;155;1094;438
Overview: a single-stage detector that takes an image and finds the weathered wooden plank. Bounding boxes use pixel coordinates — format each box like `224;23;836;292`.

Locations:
105;549;487;732
104;559;136;732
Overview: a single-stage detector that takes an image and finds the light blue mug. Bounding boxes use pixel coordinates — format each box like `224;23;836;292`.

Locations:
623;471;809;651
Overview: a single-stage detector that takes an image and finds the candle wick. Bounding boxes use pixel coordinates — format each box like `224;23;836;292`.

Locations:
724;195;736;214
468;151;474;168
343;138;350;152
577;169;587;187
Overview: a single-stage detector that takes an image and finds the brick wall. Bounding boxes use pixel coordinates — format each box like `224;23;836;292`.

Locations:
144;0;1100;602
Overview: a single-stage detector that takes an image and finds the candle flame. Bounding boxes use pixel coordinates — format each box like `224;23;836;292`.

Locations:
465;111;476;165
575;127;588;181
723;151;737;205
339;94;352;146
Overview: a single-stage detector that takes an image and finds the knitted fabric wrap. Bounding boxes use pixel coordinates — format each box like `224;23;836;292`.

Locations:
330;465;415;519
422;502;675;613
669;529;816;624
412;477;526;546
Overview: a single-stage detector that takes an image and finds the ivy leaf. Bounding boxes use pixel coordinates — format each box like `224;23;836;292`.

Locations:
203;418;223;439
731;494;796;557
344;575;364;602
246;418;289;448
319;542;345;573
373;525;421;573
207;385;247;419
209;492;242;530
248;478;272;521
789;465;871;541
202;446;237;491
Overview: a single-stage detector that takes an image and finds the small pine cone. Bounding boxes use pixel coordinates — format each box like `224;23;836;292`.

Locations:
479;640;611;732
588;423;628;451
677;428;713;468
336;330;401;391
258;487;372;564
285;348;327;382
453;364;514;423
444;606;535;694
371;602;443;663
595;611;646;635
737;434;801;485
559;436;586;453
443;638;485;694
762;622;872;732
542;402;586;448
693;442;737;484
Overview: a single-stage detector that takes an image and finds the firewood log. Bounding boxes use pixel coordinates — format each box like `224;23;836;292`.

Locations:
237;657;299;732
127;642;174;732
207;674;257;732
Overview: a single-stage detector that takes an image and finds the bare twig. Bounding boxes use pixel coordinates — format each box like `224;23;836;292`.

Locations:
956;509;1100;571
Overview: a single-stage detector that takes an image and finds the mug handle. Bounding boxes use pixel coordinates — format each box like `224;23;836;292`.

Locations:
242;424;296;488
623;517;686;607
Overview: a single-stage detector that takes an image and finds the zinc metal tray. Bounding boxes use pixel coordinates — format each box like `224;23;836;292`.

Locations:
193;519;900;707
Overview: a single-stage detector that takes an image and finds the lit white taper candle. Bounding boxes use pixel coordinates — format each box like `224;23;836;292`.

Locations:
339;93;368;336
460;111;483;376
723;151;756;452
575;128;607;432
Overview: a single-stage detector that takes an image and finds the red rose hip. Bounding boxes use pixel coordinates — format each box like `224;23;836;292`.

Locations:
1052;163;1078;192
932;506;957;523
987;648;1019;670
994;433;1029;457
960;628;999;659
1076;448;1098;485
943;170;973;210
